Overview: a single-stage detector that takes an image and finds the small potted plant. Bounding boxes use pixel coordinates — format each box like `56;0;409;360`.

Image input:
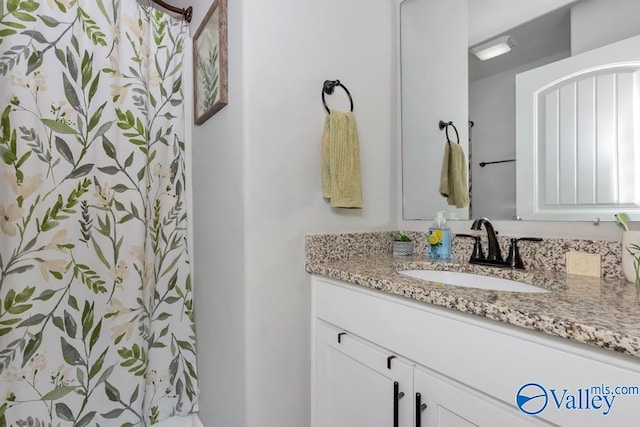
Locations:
393;234;413;256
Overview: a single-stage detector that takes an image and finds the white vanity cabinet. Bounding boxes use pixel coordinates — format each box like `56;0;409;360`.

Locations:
315;319;543;427
312;276;640;427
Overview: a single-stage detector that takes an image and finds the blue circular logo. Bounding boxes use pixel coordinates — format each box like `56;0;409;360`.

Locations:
516;383;548;415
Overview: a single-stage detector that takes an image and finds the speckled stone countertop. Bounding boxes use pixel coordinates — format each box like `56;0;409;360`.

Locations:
305;232;640;359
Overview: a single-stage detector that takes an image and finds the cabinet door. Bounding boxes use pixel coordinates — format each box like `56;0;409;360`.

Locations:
414;366;554;427
314;321;413;427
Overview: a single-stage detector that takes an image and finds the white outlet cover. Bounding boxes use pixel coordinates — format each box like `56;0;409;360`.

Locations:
566;252;601;277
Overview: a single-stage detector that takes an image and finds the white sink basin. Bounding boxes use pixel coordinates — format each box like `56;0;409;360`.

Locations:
399;270;549;293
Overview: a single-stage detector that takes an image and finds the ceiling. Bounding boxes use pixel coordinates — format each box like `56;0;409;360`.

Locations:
468;0;583;46
468;6;573;82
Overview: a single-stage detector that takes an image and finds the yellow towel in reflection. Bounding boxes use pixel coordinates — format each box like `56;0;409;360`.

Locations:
321;110;363;208
439;142;469;208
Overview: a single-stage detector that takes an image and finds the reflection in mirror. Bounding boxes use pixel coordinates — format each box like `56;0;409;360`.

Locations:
517;35;640;221
401;0;640;221
400;0;469;221
469;7;572;221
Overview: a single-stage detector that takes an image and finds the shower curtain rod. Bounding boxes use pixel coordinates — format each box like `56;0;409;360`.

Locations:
151;0;192;22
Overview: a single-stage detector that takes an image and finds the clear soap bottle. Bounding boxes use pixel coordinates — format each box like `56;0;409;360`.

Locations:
428;211;451;260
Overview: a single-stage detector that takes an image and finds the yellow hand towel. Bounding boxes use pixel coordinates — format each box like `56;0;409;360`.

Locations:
321;110;363;208
439;142;469;208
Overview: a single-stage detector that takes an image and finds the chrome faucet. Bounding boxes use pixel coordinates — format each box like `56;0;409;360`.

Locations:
470;218;502;261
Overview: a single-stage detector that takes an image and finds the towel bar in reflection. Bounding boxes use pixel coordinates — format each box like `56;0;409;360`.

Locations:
479;159;516;167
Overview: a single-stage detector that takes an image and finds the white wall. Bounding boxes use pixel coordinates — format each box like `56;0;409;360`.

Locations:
242;1;394;426
468;0;580;46
469;71;516;220
571;0;640;55
190;1;247;426
190;0;395;426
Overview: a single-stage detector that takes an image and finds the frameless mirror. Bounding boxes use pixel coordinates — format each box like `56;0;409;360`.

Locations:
400;0;640;221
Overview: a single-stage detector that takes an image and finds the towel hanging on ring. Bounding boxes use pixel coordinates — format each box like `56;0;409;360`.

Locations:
321;80;362;208
438;120;469;208
321;111;363;208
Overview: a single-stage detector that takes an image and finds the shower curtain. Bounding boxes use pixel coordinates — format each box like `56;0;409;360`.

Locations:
0;1;198;425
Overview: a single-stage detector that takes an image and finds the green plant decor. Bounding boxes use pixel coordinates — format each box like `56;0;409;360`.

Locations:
197;44;220;111
394;234;412;242
626;242;640;285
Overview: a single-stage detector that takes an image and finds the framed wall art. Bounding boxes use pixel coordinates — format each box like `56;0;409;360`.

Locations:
193;0;228;125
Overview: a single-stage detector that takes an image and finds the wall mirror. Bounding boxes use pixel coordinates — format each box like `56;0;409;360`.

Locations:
400;0;640;221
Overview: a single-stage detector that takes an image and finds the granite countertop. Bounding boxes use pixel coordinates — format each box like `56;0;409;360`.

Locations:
306;253;640;359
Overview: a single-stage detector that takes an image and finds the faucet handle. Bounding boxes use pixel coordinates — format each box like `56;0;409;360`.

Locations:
506;237;542;269
456;234;485;262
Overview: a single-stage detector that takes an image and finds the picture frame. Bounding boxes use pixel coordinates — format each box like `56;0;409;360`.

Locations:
193;0;228;125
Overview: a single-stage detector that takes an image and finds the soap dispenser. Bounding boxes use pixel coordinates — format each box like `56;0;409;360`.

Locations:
428;211;451;260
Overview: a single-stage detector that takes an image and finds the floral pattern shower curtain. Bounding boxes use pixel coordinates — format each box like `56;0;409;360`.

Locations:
0;1;198;425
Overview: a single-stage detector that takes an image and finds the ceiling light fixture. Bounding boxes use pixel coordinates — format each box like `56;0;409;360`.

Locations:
470;35;516;61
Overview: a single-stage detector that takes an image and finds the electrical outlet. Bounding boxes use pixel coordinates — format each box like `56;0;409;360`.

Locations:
566;252;601;277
